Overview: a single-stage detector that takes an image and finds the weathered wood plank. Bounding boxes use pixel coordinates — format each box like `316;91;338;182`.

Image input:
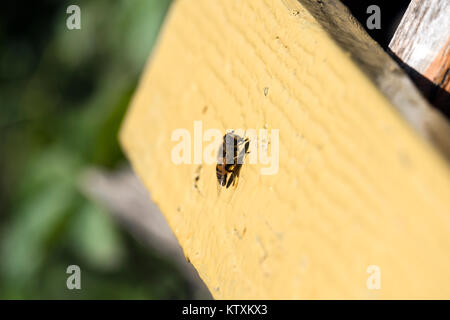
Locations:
389;0;450;113
120;0;450;299
389;0;449;83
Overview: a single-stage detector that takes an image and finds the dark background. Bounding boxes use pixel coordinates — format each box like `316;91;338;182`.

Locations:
342;0;411;48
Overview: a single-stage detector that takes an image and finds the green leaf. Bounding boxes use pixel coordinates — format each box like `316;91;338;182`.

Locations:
67;200;125;271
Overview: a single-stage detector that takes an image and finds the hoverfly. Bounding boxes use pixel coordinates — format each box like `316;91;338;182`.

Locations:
216;132;250;189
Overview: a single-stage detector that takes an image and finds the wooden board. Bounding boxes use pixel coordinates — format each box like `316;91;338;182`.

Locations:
389;0;450;113
120;0;450;299
389;0;450;85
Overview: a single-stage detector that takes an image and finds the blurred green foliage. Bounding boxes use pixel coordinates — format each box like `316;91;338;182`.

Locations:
0;0;195;299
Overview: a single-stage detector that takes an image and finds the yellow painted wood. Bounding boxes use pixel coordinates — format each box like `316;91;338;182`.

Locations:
120;0;450;299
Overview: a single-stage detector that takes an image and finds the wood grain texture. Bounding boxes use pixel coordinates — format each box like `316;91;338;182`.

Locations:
425;38;450;92
298;0;450;160
389;0;450;88
120;0;450;299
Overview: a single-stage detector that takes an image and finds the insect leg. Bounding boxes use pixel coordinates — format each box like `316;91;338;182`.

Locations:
226;172;235;188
